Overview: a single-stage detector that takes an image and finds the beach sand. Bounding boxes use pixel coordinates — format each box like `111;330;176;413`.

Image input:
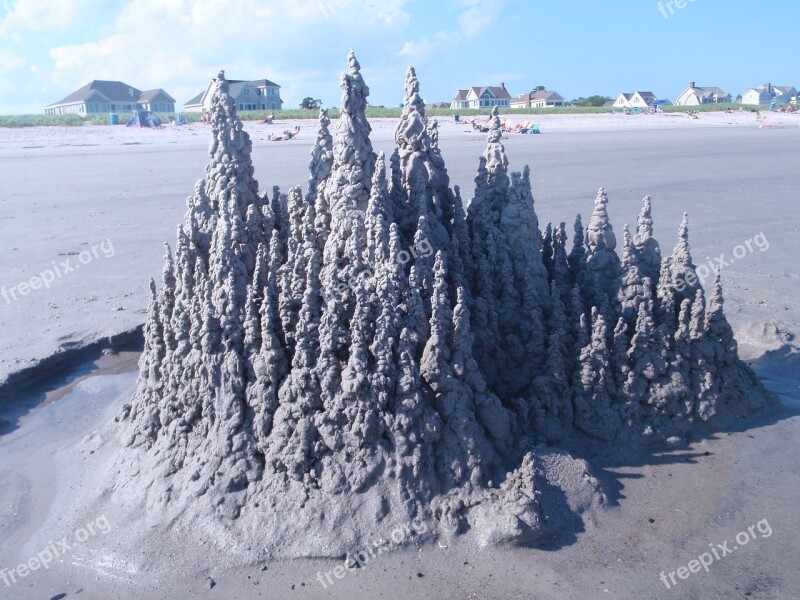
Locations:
0;112;798;599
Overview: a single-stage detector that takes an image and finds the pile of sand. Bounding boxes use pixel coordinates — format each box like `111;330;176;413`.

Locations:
112;54;775;557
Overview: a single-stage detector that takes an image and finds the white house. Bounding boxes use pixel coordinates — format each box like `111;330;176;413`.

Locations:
612;91;658;109
510;89;565;109
451;84;511;109
740;83;797;106
185;77;283;113
44;80;176;115
674;82;731;106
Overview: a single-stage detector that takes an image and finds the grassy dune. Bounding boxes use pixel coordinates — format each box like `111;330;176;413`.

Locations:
0;103;756;127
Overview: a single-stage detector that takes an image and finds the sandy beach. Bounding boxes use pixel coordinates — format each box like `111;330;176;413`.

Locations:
1;112;798;389
0;112;798;599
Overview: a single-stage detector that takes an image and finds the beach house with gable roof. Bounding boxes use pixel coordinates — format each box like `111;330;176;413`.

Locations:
44;81;175;115
741;83;797;106
674;82;731;106
184;77;283;113
450;84;511;109
612;91;658;109
510;89;565;109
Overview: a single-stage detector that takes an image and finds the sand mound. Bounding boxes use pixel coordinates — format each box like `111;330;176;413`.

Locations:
112;54;775;557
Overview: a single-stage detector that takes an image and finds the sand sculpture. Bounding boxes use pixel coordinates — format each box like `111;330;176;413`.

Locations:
115;54;774;556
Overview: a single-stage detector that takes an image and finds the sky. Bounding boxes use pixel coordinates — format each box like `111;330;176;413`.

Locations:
0;0;798;114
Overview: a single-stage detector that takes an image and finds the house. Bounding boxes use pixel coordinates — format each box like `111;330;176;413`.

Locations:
740;83;797;106
184;78;283;113
510;89;565;109
44;81;175;115
612;91;658;109
450;84;511;109
674;82;731;106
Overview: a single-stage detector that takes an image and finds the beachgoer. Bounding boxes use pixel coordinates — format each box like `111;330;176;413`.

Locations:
271;126;300;141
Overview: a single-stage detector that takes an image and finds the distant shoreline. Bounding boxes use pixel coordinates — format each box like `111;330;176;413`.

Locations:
0;103;772;127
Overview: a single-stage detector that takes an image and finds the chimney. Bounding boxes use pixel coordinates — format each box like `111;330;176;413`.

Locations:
501;82;505;89
690;81;695;88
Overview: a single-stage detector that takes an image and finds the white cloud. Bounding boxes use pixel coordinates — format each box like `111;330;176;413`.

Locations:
0;0;98;34
399;0;504;64
0;48;25;92
456;0;503;38
399;30;459;60
40;0;411;108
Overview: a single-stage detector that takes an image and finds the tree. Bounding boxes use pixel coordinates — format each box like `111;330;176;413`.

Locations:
300;97;322;109
570;95;612;107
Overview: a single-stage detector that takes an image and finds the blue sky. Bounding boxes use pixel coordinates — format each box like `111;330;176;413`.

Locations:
0;0;797;113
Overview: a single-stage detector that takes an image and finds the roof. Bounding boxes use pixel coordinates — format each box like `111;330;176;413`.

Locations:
689;85;729;97
531;90;563;101
756;83;795;94
184;78;283;106
47;80;142;107
472;85;511;100
138;89;175;102
619;91;655;99
247;78;281;88
46;80;175;108
453;85;510;101
184;91;205;106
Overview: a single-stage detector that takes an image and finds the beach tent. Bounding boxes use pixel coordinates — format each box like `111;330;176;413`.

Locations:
126;110;161;128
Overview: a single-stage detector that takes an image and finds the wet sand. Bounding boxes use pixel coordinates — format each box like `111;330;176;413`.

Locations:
0;112;798;599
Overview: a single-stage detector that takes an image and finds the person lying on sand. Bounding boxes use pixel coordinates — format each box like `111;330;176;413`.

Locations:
260;113;275;124
469;120;490;133
270;126;300;141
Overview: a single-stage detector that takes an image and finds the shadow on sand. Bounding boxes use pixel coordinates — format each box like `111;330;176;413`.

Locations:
526;343;799;551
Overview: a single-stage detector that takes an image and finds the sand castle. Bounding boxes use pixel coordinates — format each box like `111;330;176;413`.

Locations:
115;54;774;556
